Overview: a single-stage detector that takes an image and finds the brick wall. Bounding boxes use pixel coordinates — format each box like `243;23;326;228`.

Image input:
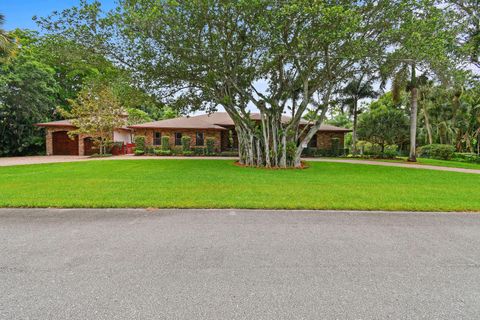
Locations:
316;132;345;149
133;129;223;151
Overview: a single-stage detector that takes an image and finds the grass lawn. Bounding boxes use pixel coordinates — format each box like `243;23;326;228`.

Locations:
0;159;479;211
328;157;480;170
413;158;480;169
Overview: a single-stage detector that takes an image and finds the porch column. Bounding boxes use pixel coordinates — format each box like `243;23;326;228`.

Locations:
78;135;85;156
46;129;53;156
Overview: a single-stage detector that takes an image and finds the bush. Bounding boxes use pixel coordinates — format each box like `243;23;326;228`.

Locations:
303;147;317;157
155;149;171;156
219;151;239;157
134;136;146;151
206;138;216;155
161;136;170;151
377;150;397;159
182;150;194;156
331;137;341;156
134;149;144;156
171;147;182;155
181;135;191;151
379;145;398;159
315;149;329;157
145;146;155;155
417;144;455;160
192;146;206;156
302;147;349;157
453;152;479;163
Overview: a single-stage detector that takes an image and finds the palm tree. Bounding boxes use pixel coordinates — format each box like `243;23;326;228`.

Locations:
0;13;16;62
384;62;428;162
341;75;377;155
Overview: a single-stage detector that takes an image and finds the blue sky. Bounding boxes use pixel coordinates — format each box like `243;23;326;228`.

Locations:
1;0;115;31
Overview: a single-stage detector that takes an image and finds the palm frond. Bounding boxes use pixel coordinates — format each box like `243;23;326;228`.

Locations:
392;65;409;104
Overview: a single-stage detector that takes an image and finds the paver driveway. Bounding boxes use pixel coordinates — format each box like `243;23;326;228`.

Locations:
1;209;480;319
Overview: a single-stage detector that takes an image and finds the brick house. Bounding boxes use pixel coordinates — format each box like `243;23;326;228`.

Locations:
37;112;350;155
128;112;350;152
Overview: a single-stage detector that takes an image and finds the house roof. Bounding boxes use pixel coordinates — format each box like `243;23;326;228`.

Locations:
36;120;76;128
128;116;229;130
35;120;132;132
36;113;350;132
129;112;351;132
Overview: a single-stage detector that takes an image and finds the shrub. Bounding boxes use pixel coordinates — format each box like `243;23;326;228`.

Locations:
379;145;398;159
192;146;206;156
134;136;146;151
155;149;171;156
206;138;216;155
171;147;182;155
302;147;317;157
134;149;144;156
145;146;155;155
219;151;239;157
417;144;455;160
181;135;191;151
182;150;194;156
377;150;397;159
316;148;343;157
161;136;170;151
453;152;479;163
285;141;297;162
331;137;341;156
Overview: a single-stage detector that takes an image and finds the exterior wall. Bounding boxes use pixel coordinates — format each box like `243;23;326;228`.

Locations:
133;129;222;151
316;132;345;150
132;128;345;152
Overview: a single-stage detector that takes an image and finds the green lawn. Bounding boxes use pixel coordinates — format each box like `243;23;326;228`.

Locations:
0;159;479;211
330;157;480;170
414;158;480;169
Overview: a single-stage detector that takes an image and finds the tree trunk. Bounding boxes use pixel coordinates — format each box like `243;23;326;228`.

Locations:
352;98;358;155
99;138;104;155
408;87;418;162
408;64;418;162
279;133;287;168
422;103;433;145
226;106;321;168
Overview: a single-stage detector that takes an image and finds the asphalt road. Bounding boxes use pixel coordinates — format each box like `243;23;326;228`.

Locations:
1;209;480;319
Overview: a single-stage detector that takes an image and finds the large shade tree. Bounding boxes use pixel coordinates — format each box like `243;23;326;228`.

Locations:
447;0;480;68
0;53;58;156
61;83;127;155
381;0;459;162
38;0;402;167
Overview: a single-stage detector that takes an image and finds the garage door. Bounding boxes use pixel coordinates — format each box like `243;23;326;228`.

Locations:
52;131;79;155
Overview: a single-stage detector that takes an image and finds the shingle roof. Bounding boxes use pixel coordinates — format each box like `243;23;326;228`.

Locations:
37;113;350;132
128;116;228;130
129;112;350;132
36;120;75;127
35;120;132;131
